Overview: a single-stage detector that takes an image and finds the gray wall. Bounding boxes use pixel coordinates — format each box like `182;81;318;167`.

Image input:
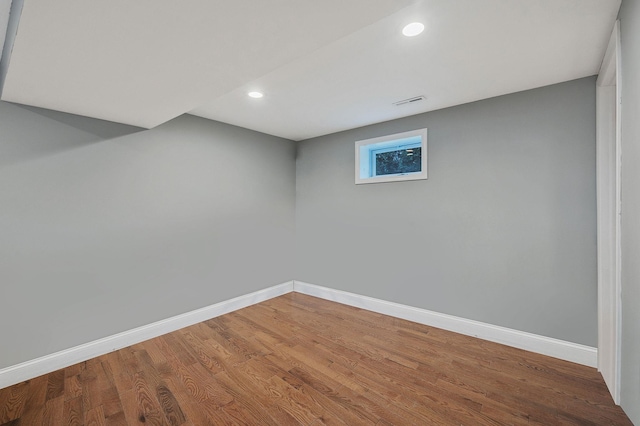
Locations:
619;0;640;422
296;77;597;346
0;102;295;369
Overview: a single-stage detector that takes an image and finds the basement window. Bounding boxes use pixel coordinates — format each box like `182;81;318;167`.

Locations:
355;128;428;184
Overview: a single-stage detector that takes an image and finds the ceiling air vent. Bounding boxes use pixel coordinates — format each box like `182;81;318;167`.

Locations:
393;96;426;106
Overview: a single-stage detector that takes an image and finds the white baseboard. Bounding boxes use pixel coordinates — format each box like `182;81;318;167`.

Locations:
293;281;598;368
1;279;598;390
0;281;294;389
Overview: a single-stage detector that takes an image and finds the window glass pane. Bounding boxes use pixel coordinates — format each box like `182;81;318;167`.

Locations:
355;128;427;184
375;147;421;176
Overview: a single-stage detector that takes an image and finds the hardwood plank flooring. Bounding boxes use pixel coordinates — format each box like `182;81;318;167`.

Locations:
0;293;632;425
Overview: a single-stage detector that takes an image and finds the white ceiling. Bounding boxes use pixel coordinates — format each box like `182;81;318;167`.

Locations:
1;0;411;129
1;0;621;141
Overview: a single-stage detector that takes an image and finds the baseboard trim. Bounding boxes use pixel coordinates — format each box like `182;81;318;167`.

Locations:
293;281;598;368
1;279;598;390
0;281;294;389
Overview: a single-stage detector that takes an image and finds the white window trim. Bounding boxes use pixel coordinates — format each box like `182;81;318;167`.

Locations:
355;128;428;185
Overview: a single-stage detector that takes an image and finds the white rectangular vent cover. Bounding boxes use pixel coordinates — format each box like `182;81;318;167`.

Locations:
393;96;426;106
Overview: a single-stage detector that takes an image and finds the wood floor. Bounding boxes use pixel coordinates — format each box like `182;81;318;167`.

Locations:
0;293;632;425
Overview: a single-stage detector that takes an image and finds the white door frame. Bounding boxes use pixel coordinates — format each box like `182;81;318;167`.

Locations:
596;20;621;404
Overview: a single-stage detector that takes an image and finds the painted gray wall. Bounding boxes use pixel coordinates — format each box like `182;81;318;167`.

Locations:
296;77;597;346
0;102;295;369
619;0;640;422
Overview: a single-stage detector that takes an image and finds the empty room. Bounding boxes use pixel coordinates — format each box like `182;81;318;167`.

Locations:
0;0;639;424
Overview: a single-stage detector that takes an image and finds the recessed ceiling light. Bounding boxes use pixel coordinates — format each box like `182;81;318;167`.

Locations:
248;91;264;98
402;22;424;37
